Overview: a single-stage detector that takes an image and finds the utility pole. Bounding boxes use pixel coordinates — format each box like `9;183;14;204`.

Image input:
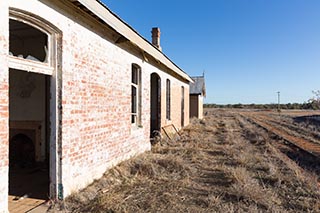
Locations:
277;91;280;113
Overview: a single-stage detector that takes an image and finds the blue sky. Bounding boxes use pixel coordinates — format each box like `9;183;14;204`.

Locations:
103;0;320;104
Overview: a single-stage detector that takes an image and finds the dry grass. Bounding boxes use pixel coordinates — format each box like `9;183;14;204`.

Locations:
52;109;320;213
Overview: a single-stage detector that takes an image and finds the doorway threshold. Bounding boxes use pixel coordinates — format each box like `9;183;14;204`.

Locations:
8;195;47;213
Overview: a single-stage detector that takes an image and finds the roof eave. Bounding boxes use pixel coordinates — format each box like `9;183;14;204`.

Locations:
73;0;193;83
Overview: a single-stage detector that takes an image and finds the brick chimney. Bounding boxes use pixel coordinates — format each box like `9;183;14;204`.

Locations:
151;27;162;51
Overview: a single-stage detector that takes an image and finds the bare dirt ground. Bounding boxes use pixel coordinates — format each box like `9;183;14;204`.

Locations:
54;109;320;212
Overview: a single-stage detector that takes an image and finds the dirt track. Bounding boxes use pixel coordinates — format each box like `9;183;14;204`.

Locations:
240;110;320;156
238;110;320;175
58;109;320;212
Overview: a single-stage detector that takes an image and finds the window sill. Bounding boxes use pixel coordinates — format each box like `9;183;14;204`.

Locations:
131;124;143;130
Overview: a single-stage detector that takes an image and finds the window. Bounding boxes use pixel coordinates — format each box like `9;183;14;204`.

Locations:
8;14;56;76
166;79;171;120
10;19;49;63
131;64;141;124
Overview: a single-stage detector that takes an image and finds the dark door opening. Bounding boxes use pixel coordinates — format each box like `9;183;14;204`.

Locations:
9;69;50;205
150;73;161;137
181;86;185;127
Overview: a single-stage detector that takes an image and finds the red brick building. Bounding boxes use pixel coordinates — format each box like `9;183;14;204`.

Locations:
0;0;192;211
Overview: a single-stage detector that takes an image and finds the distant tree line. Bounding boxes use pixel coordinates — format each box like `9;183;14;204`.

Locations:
204;101;320;110
205;90;320;110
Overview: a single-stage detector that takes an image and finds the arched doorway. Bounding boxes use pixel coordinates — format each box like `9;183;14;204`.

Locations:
150;73;161;137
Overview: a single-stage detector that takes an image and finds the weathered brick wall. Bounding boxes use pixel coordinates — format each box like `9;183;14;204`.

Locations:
147;65;190;131
171;80;190;128
60;29;189;195
0;0;9;212
159;72;189;130
174;82;190;128
7;0;190;199
60;28;153;195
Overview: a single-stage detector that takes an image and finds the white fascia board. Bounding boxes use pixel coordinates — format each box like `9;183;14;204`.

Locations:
75;0;193;83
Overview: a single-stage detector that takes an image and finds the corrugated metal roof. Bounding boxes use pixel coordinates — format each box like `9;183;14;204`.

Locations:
190;76;206;96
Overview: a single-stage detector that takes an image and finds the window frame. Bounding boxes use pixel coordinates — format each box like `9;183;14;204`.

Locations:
8;13;55;75
131;64;142;125
166;79;171;120
8;8;63;200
